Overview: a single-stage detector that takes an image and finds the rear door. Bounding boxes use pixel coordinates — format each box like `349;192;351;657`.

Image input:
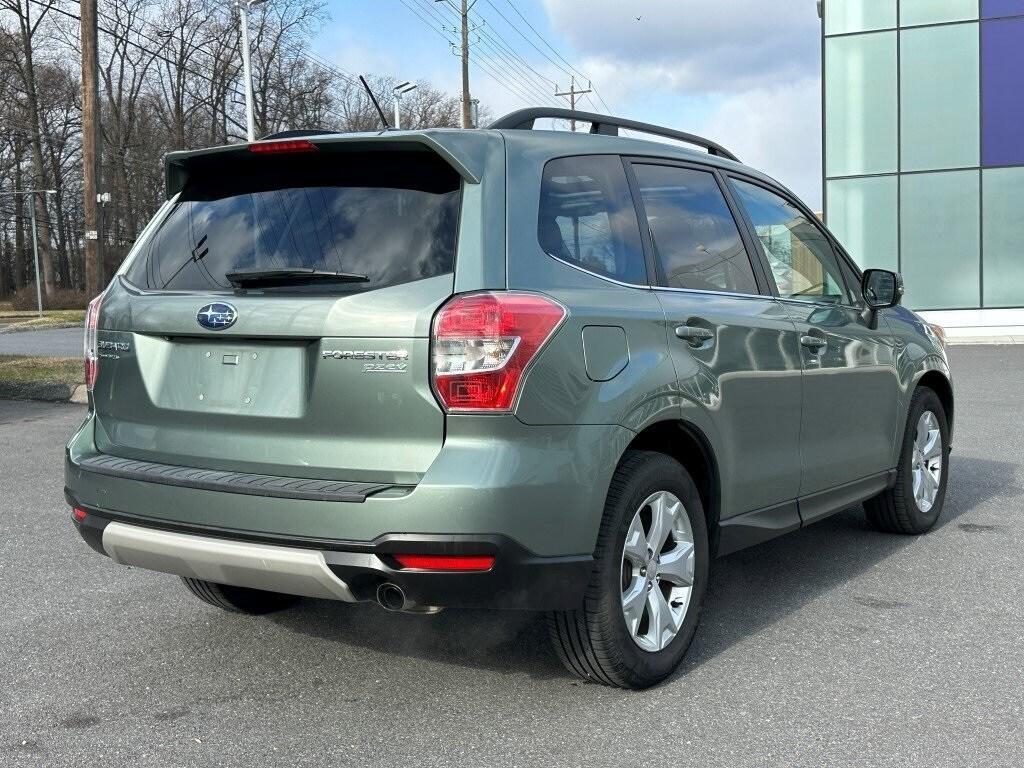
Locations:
92;144;464;484
727;176;899;509
628;160;805;521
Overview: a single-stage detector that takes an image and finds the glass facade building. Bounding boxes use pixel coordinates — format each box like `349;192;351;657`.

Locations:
822;0;1024;317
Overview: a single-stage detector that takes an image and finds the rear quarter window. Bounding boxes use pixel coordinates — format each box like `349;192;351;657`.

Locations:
537;155;646;285
124;151;461;293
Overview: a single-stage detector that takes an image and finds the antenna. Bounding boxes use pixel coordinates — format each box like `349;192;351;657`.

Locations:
359;75;391;130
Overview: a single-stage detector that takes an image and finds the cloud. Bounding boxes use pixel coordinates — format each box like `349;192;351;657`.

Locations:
699;77;823;209
536;0;823;205
541;0;821;93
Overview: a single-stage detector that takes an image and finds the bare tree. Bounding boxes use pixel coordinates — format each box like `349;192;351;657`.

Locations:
0;0;475;299
1;0;58;299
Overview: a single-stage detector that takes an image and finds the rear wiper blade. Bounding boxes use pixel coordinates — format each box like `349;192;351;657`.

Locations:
225;268;369;288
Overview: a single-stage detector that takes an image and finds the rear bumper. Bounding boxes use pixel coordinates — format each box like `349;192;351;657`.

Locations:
65;413;633;558
70;504;592;610
65;413;632;610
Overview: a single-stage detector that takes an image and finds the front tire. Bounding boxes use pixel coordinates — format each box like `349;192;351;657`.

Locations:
181;577;299;614
548;450;709;689
865;387;950;535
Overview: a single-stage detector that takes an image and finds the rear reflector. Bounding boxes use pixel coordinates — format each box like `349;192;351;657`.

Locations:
248;139;319;154
393;554;496;572
72;507;87;522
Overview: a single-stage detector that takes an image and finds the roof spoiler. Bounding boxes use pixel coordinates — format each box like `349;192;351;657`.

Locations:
489;107;740;163
162;132;484;199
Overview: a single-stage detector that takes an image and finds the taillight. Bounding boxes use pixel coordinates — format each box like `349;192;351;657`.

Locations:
72;507;88;522
84;293;103;391
431;292;567;412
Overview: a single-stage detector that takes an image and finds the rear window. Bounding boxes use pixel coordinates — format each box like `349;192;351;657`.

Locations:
125;150;461;293
538;155;646;285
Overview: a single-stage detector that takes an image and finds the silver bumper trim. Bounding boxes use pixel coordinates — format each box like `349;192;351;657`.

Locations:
102;522;356;602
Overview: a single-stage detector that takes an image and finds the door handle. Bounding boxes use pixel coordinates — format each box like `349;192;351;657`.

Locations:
675;324;714;345
800;334;828;352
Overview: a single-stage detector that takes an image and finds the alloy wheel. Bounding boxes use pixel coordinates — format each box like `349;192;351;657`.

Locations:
620;491;695;653
912;410;943;513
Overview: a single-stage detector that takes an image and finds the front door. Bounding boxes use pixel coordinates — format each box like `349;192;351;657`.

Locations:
727;177;899;511
629;161;805;522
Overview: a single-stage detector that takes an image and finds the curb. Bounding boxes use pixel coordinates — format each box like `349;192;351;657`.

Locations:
946;336;1024;345
0;381;87;403
0;322;84;335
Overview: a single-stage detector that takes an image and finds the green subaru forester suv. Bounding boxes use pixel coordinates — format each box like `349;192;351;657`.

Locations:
66;109;953;689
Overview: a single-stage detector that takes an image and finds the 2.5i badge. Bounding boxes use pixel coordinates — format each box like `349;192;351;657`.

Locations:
321;349;410;374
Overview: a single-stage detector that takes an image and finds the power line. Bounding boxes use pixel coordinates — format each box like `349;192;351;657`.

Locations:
494;0;612;112
463;12;560;95
401;0;547;109
472;26;559;101
484;0;611;113
0;207;68;233
425;0;612;115
416;0;562;108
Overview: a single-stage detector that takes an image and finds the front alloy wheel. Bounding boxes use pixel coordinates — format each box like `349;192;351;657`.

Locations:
911;410;943;513
865;386;949;535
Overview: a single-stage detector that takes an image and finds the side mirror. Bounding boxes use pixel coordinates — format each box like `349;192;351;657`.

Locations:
861;269;903;310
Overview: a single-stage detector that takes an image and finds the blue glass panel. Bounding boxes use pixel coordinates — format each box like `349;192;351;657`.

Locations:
982;17;1024;166
982;0;1024;18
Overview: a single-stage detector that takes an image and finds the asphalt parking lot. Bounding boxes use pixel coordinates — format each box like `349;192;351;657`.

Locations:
1;345;1022;767
0;327;82;357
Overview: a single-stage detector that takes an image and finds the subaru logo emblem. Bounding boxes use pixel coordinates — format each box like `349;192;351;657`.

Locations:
196;302;237;331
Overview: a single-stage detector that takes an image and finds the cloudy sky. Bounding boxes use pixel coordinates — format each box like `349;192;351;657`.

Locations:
316;0;824;208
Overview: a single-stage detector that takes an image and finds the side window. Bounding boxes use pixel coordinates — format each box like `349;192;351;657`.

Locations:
538;155;647;285
730;179;851;304
633;164;759;295
836;252;865;307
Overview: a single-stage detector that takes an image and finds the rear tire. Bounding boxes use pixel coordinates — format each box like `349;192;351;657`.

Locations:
180;577;299;614
548;450;709;689
865;387;949;535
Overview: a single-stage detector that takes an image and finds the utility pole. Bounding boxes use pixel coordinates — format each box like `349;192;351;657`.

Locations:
459;0;471;128
437;0;476;128
555;76;593;131
81;0;101;297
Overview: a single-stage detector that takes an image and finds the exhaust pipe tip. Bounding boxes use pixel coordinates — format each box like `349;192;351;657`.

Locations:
376;583;408;612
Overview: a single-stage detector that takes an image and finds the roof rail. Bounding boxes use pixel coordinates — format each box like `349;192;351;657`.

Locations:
489;108;740;163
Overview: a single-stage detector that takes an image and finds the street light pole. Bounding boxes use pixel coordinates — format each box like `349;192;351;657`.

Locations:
236;0;266;142
392;81;418;130
29;200;42;317
2;189;55;317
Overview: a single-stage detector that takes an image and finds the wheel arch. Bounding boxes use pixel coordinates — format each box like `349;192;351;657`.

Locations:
916;369;955;441
623;419;722;552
